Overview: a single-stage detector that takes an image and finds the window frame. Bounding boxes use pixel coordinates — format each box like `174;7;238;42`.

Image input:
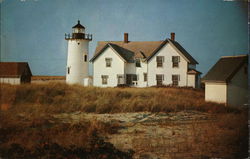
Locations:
67;67;70;74
172;74;180;86
143;73;147;82
105;58;112;67
135;58;141;67
84;55;87;62
156;74;164;85
156;56;164;68
101;75;108;85
117;74;124;85
132;74;138;81
172;56;180;68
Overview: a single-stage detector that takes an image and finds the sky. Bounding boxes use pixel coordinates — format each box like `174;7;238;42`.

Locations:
0;0;248;76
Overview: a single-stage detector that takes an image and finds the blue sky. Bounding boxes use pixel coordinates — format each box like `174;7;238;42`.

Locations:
0;0;248;76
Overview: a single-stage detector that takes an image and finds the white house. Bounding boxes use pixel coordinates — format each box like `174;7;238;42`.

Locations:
90;33;201;88
0;62;32;84
202;55;248;106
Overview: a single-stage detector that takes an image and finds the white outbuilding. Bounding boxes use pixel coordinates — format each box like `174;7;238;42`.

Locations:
202;55;248;106
90;33;201;88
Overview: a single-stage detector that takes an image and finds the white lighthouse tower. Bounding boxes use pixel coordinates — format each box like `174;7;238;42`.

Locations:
65;20;92;85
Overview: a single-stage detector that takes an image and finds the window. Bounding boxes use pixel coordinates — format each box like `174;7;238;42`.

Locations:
156;74;164;85
172;56;180;68
101;75;108;85
172;74;180;86
105;58;112;67
143;73;147;82
117;75;124;85
126;74;138;85
156;56;164;67
84;55;87;62
135;59;141;67
67;67;70;74
133;74;138;81
132;75;138;86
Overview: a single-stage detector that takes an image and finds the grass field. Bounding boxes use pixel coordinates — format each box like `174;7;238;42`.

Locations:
0;83;248;158
0;82;238;114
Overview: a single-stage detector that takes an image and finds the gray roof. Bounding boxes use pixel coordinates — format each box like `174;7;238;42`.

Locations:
90;39;198;64
90;41;164;62
109;43;135;62
202;55;248;83
187;69;202;75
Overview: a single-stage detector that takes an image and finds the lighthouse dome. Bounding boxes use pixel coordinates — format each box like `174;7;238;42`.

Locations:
72;20;85;33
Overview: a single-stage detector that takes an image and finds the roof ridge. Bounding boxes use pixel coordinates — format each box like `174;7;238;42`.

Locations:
221;54;248;58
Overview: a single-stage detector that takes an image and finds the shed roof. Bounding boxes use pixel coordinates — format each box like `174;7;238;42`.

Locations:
202;55;248;83
188;69;202;75
90;39;198;64
0;62;32;77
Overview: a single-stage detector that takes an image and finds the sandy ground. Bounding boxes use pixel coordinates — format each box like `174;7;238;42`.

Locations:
53;111;237;159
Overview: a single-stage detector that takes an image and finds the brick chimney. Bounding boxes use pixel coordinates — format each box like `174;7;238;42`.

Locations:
124;33;128;43
171;32;175;41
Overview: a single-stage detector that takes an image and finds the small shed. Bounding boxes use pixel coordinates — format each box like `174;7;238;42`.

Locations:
0;62;32;84
202;55;248;106
187;69;202;88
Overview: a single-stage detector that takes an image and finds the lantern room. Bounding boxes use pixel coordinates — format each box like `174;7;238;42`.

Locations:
72;20;85;33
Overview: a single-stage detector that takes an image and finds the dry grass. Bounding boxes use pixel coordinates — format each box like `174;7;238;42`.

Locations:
0;83;247;158
0;112;132;158
0;82;240;114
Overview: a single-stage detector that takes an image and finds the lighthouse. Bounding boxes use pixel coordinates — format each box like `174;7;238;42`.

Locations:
65;20;92;85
